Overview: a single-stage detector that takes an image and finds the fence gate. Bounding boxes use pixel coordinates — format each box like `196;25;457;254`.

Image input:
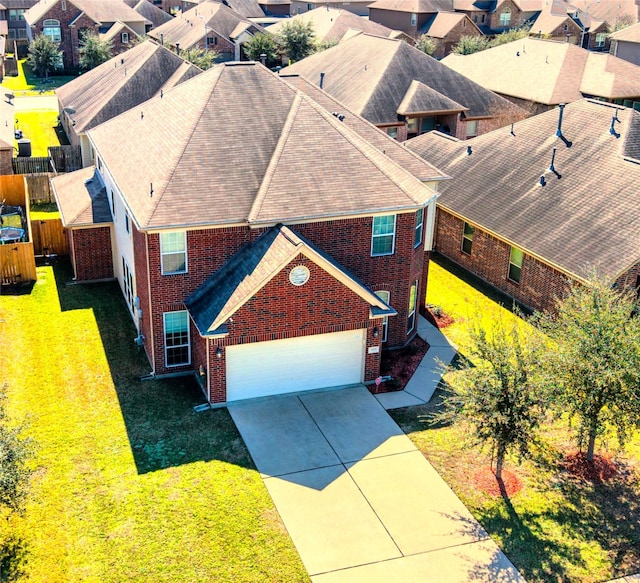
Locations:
30;219;68;256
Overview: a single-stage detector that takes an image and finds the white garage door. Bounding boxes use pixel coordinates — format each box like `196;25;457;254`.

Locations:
226;329;365;402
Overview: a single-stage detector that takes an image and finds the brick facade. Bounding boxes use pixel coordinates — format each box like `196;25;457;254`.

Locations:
70;226;114;281
435;209;571;313
0;149;13;175
430;16;483;60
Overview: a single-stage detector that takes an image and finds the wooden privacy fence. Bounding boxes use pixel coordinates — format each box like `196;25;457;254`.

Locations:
12;157;53;175
0;174;27;205
24;174;54;204
0;242;36;285
49;146;82;173
30;218;67;256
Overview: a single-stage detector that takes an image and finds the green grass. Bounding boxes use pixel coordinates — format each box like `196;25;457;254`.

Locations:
389;254;640;582
0;259;309;582
2;59;75;95
29;202;61;220
14;110;62;157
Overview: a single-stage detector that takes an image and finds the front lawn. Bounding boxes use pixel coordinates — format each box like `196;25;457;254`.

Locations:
15;110;62;156
0;259;308;582
389;254;640;582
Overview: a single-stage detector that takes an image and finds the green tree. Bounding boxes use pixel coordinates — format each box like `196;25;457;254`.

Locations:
415;34;438;56
276;20;315;64
79;31;113;70
607;15;634;35
244;32;280;68
490;26;530;47
532;275;640;462
27;34;62;77
181;46;219;70
451;35;490;55
441;314;545;480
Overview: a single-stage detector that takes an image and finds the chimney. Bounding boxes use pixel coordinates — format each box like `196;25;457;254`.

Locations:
319;72;325;89
260;53;266;66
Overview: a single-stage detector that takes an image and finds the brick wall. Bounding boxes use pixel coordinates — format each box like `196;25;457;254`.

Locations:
488;0;527;31
435;209;570;312
0;149;13;175
431;17;482;59
369;8;430;38
71;226;114;281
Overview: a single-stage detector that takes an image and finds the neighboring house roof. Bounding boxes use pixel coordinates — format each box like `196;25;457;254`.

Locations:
267;7;399;43
148;0;263;49
25;0;150;27
0;88;14;150
420;11;480;37
56;40;202;134
609;22;640;43
127;0;174;28
218;0;264;18
186;224;395;336
83;61;443;230
567;0;639;26
442;38;640;104
369;0;454;12
397;79;468;115
530;6;576;35
406;99;640;281
100;20;138;42
280;33;517;124
52;167;113;227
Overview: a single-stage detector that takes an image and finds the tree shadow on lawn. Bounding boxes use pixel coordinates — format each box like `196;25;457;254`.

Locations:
51;259;254;475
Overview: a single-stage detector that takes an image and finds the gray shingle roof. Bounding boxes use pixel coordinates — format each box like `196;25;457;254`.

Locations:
25;0;150;27
51;167;113;227
56;40;202;135
280;33;518;125
405;99;640;281
397;79;468;115
369;0;454;12
129;0;173;28
84;61;442;230
185;224;395;336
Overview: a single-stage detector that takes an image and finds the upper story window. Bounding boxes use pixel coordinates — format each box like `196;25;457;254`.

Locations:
508;246;523;283
121;32;129;44
124;212;130;234
410;12;417;26
9;9;25;20
387;126;398;140
43;19;62;43
414;208;424;248
499;8;511;27
467;119;478;138
462;222;474;254
160;231;187;274
371;215;396;256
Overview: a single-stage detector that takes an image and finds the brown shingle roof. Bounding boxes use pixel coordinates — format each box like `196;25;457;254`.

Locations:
281;33;517;124
84;62;442;230
129;0;173;28
397;79;468;115
267;7;398;43
25;0;150;27
56;40;202;134
442;38;640;104
369;0;453;12
405;100;640;281
609;22;640;44
52;167;113;227
421;11;475;38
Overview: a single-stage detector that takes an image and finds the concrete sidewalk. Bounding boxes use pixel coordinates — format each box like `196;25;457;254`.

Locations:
229;385;524;582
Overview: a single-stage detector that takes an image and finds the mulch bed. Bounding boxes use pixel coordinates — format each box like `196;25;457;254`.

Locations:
559;451;618;484
378;336;429;392
472;467;523;497
424;305;455;329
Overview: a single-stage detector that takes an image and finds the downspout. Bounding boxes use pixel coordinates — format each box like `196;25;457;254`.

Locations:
145;232;156;372
206;337;211;403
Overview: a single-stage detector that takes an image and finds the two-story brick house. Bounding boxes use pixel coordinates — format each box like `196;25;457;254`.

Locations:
52;61;447;405
24;0;151;71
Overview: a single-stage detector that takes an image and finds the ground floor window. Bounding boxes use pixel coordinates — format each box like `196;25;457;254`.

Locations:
375;291;390;342
164;311;190;366
508;246;523;283
462;222;474;254
407;280;418;333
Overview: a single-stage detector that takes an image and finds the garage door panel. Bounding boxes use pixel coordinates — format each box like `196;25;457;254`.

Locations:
226;330;365;401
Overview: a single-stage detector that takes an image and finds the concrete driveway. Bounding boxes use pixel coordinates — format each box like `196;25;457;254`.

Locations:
229;385;524;582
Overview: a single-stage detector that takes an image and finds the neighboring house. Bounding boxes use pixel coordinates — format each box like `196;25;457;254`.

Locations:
0;87;14;174
609;22;640;66
368;0;456;38
52;61;447;405
281;33;526;141
0;0;39;44
24;0;151;71
56;39;201;167
148;0;265;60
266;6;401;44
406;99;640;313
258;0;290;17
442;38;640;113
124;0;174;29
165;0;265;17
452;0;541;34
420;11;483;58
290;0;373;16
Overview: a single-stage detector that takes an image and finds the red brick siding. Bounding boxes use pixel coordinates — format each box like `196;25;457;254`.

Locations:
489;0;526;31
0;149;13;175
71;227;114;281
132;224;154;368
368;8;430;38
614;262;640;294
435;209;570;312
431;17;482;59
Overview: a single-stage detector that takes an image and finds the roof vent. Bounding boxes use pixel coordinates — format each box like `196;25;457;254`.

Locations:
555;103;572;147
549;147;561;178
319;72;325;89
510;123;515;136
467;145;472;155
149;183;153;197
539;175;546;186
609;114;620;138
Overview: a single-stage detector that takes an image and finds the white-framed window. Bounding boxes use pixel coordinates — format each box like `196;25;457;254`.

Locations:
375;291;390;342
595;33;606;47
9;9;25;20
43;19;62;43
207;36;217;46
122;257;135;312
160;231;187;274
371;215;396;256
406;117;419;134
466;119;478;137
163;311;190;367
121;32;129;44
499;8;511;27
508;246;523;283
462;222;474;255
414;208;424;248
387;126;398;140
410;12;417;26
124;212;130;234
407;280;418;333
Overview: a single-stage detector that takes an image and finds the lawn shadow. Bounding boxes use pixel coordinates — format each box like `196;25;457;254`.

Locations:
0;281;35;296
51;259;255;475
0;531;28;583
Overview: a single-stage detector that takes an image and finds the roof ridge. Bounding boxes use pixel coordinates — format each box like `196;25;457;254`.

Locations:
248;91;304;223
146;67;226;228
